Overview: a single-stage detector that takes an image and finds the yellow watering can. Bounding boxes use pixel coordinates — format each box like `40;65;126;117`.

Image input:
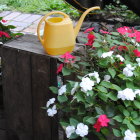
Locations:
37;6;100;55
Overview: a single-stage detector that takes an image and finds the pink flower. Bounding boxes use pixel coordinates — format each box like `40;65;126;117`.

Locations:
60;52;76;63
57;64;63;74
135;31;140;42
84;27;94;33
117;26;132;35
128;32;136;38
85;33;95;47
100;30;110;34
133;49;140;57
93;114;110;132
0;31;10;38
1;19;7;23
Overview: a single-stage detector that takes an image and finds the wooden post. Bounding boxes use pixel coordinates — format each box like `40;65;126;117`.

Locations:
1;35;58;140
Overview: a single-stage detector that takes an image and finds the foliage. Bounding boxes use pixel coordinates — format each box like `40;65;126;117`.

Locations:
0;17;22;43
45;26;140;140
0;0;79;18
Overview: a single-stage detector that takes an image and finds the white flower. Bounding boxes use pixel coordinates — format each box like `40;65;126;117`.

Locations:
47;105;57;117
135;89;140;96
87;71;100;83
101;51;114;58
116;55;125;62
131;39;140;47
124;129;136;140
80;77;94;93
136;58;140;66
71;82;79;95
75;123;88;137
46;98;55;108
123;64;135;77
104;75;111;82
66;126;75;138
58;85;66;95
118;88;136;101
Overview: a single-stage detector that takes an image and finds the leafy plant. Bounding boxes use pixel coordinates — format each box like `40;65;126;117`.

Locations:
44;26;140;140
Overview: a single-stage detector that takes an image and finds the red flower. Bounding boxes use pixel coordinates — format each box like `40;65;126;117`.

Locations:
100;30;110;34
57;64;63;74
117;26;132;35
118;46;128;51
60;52;76;63
85;33;95;47
110;46;116;51
0;31;10;38
93;114;110;132
84;27;94;33
133;49;140;57
1;19;7;23
135;31;140;42
120;62;124;65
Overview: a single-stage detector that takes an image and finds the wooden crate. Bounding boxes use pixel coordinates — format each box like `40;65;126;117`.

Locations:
1;35;58;140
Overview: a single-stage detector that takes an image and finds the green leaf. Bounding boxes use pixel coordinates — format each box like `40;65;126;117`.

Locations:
124;101;131;107
113;115;123;122
127;123;135;132
82;138;88;140
70;118;79;127
101;128;110;136
78;106;86;115
108;92;117;101
49;86;58;94
78;62;90;66
93;42;101;47
95;107;104;115
126;82;135;89
123;109;130;117
111;84;122;91
60;121;69;127
86;117;96;124
111;32;120;36
113;128;121;137
131;111;138;119
132;119;140;125
76;92;85;103
101;81;112;88
97;86;107;93
58;95;68;103
105;105;115;117
69;133;78;139
62;67;71;76
134;100;140;109
98;92;108;102
108;68;116;78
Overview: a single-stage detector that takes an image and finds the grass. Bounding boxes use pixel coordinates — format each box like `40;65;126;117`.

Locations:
0;0;80;18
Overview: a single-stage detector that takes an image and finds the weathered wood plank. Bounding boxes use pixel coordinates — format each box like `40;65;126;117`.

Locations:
2;47;33;140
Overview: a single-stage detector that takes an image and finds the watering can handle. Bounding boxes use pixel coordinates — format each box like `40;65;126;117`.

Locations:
37;11;69;45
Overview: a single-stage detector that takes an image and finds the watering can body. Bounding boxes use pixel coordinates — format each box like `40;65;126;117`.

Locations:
37;7;100;55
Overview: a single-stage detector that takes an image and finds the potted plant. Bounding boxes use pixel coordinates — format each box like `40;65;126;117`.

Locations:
44;26;140;140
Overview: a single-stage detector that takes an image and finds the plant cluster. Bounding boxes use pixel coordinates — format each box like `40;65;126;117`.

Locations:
0;17;22;43
44;26;140;140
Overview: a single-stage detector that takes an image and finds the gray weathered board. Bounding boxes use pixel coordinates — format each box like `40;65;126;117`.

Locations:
1;35;59;140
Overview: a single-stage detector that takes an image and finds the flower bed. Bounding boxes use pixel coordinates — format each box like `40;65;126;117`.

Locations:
44;26;140;140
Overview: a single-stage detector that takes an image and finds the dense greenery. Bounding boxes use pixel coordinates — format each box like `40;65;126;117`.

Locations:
0;0;79;18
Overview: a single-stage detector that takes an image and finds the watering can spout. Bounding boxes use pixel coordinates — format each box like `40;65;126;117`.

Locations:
74;6;100;38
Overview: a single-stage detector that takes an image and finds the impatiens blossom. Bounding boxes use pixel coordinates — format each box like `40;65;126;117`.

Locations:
93;114;110;132
118;46;128;51
116;55;125;62
80;77;94;93
57;64;63;74
135;89;140;96
66;126;75;138
84;27;94;33
133;49;140;57
101;51;114;58
60;52;76;63
71;82;79;95
58;85;66;95
85;33;95;46
118;88;136;101
46;98;55;108
1;19;7;23
88;71;100;83
104;75;111;82
47;105;57;117
0;31;10;38
100;30;110;34
75;123;88;137
117;26;132;35
136;58;140;66
124;130;136;140
123;64;135;77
